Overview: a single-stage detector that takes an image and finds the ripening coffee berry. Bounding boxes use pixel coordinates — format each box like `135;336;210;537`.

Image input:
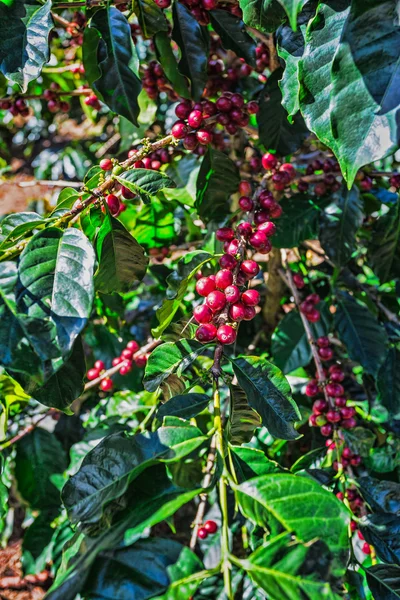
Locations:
216;227;235;242
171;121;188;139
121;186;136;200
313;399;328;414
261;152;277;170
175;102;192;120
315;415;327;426
270;204;283;218
229;302;246;321
330;370;344;383
326;410;341;423
206;290;226;311
196;277;216;297
197;527;208;540
134;355;148;368
237;222;253;237
350;520;357;532
340;406;355;419
362;543;371;555
127;340;139;352
326;383;344;397
225;285;240;304
241;289;260;306
183;134;198;151
239;180;252;196
317;336;330;348
106;194;120;216
226;239;240;255
87;368;100;381
240;260;259;277
254;211;270;226
306;308;320;322
259;195;276;211
341;417;357;429
239;196;254;211
121;348;133;360
305;381;319;397
321;424;333;437
120;362;132;376
100;158;113;171
193;304;213;324
280;163;296;179
319;347;334;360
196;323;217;342
216;96;232;112
342;447;352;459
309;414;318;426
112;357;122;367
100;377;113;391
335;396;347;408
350;455;362;467
196;129;212;145
219;254;237;270
243;305;256;320
249;230;268;249
307;293;320;304
188;109;203;128
217;325;237;345
257;221;276;237
246;101;259;114
215;269;233;290
94;360;105;371
204;520;218;534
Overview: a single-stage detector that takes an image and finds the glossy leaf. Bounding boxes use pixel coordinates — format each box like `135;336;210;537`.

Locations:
0;0;53;92
366;564;400;600
17;227;95;357
238;0;286;33
369;202;400;282
152;251;212;337
15;428;67;510
157;393;210;420
342;427;376;458
360;513;400;565
358;476;400;516
227;384;261;446
63;426;206;526
154;32;190;99
144;339;207;392
132;0;168;37
0;212;47;250
209;10;256;66
195;148;240;221
235;473;350;570
115;169;176;204
377;348;400;420
257;68;309;155
334;291;388;377
272;194;329;249
230;446;282;483
231;355;300;439
95;215;148;294
172;3;209;100
89;7;141;124
320;185;364;267
272;310;312;373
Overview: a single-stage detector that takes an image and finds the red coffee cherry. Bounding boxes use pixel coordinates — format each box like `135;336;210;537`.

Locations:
171;120;188;139
362;543;371;555
215;269;234;290
305;381;319;397
100;158;113;171
237;222;253;237
241;289;260;306
306;309;320;322
112;357;122;366
258;221;276;237
196;323;217;343
197;527;208;539
100;377;113;391
127;340;139;352
292;273;305;289
240;260;259;278
204;520;218;534
239;196;254;211
196;277;216;297
326;410;341;423
342;447;353;459
239;180;252;195
350;520;357;532
326;383;344;397
229;302;246;321
206;290;226;311
249;230;268;249
246;101;259;114
175;101;192;120
340;406;356;419
219;254;237;270
121;186;135;200
87;368;100;380
120;361;132;376
216;96;232;112
134;355;148;368
307;293;320;304
216;227;235;242
188;109;203;128
261;152;278;170
217;324;237;344
225;285;240;304
313;399;328;414
341;417;357;429
321;423;333;437
280;163;296;179
317;336;330;347
196;129;212;145
350;455;362;467
183;134;198;151
319;347;334;360
106;194;121;216
226;239;240;255
94;360;105;370
243;305;256;320
193;304;213;324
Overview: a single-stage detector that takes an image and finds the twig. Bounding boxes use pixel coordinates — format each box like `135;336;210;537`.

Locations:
95;133;121;158
0;409;57;450
279;251;332;406
5;179;83;189
190;435;217;550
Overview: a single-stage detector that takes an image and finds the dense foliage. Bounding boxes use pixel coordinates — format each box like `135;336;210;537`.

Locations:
0;0;399;598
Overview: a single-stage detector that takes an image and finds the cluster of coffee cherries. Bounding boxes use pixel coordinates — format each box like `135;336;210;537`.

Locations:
171;93;258;150
0;97;30;117
127;147;172;170
307;339;357;436
336;487;371;555
43;83;71;114
261;153;298;192
299;293;321;323
255;42;270;73
142;60;178;101
84;91;102;111
197;519;218;540
86;340;148;392
193;179;279;344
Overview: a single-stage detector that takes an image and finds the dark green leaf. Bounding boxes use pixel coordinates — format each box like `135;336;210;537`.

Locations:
231;355;300;439
227;384;261;445
209;10;256;66
82;27;102;87
369;203;400;282
115;168;176;204
22;509;60;574
320;184;364;267
366;564;400;600
358;476;400;516
342;427;376;458
257;68;309;155
365;446;400;474
230;446;282;483
172;3;209;101
95;215;148;294
89;7;142;124
0;0;53;92
15;428;67;510
195;148;240;221
63;427;206;526
360;513;400;566
154;32;190;99
272;194;329;248
377;348;400;420
132;0;168;37
144;340;207;392
235;473;350;573
157;393;210;420
334;291;388;377
17;227;95;357
152;251;212;337
238;0;286;33
291;446;327;472
272;311;312;373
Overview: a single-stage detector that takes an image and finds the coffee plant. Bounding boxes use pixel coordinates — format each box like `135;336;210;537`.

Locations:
0;0;399;598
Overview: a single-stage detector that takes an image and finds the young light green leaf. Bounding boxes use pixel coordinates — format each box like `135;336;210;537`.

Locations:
276;0;307;30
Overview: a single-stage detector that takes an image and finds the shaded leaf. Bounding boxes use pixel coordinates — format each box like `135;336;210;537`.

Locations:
157;393;210;420
195;148;240;221
209;10;256;66
366;564;400;600
358;476;400;516
144;340;207;392
342;427;376;458
115;168;176;204
377;348;400;420
360;513;400;566
132;0;168;37
272;194;329;248
231;355;300;439
369;203;400;282
227;384;261;445
154;32;190;99
230;446;282;483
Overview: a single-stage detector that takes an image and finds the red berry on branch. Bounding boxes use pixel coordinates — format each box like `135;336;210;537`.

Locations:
196;323;217;342
106;194;121;216
112;357;122;367
342;447;353;459
331;370;345;382
216;227;235;242
215;269;233;290
87;368;100;381
350;455;362;467
261;152;277;170
239;196;254;211
219;254;237;270
249;230;269;249
321;423;333;437
239;180;252;195
240;260;259;277
246;101;259;114
127;340;139;352
350;520;357;532
237;222;253;237
100;377;113;391
243;305;256;320
135;355;148;368
225;285;241;304
188;109;203;128
326;383;344;397
206;290;227;311
340;406;355;419
175;102;192;120
241;289;260;306
319;347;333;360
229;302;246;321
313;399;328;414
216;96;232;112
317;336;330;348
120;362;132;376
217;324;237;344
326;410;341;423
183;134;198;150
100;158;113;171
257;221;276;237
197;527;208;539
305;381;319;397
121;348;134;360
362;543;371;555
196;129;213;145
121;186;135;200
193;304;213;324
196;277;216;297
292;273;305;289
171;121;188;139
226;239;240;255
341;417;357;429
306;308;320;322
204;520;218;534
